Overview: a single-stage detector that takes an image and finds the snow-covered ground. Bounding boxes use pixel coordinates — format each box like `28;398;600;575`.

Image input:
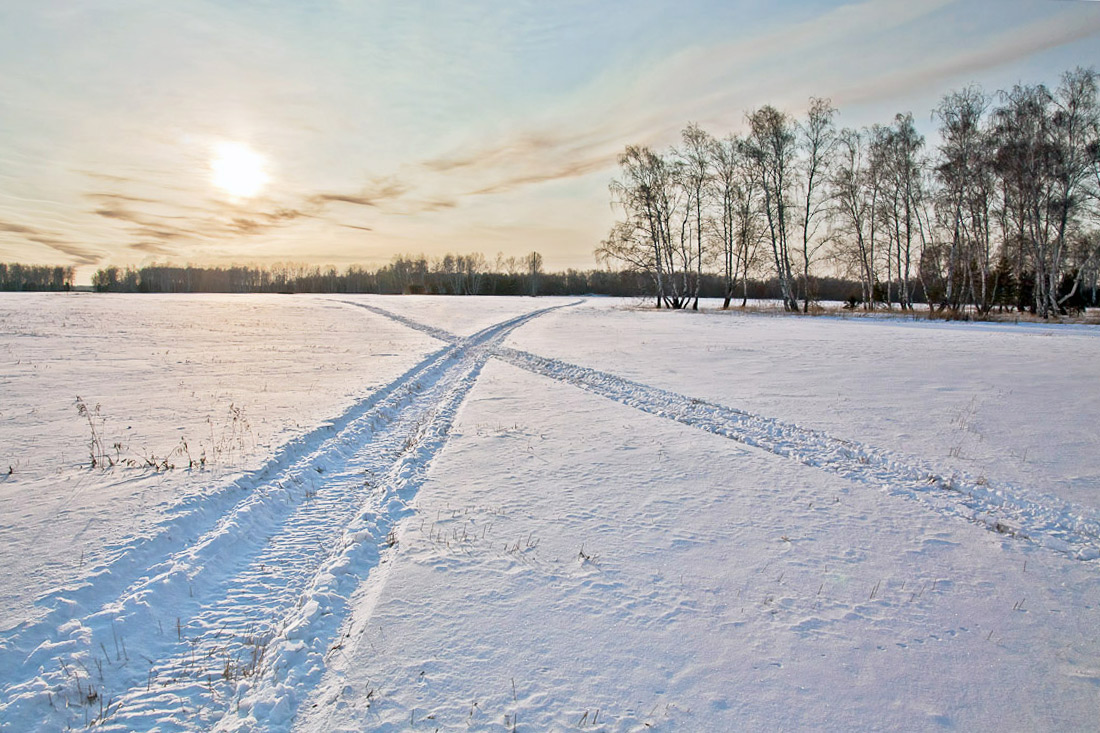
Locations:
1;294;1098;731
508;299;1100;512
0;293;439;632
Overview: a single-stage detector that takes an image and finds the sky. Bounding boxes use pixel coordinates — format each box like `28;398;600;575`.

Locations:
0;0;1098;281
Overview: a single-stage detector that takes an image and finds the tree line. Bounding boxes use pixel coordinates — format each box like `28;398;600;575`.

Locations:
69;259;894;301
87;254;653;296
0;263;75;291
599;67;1100;317
6;256;886;299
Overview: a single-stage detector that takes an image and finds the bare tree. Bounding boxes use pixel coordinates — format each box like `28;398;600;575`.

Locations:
1045;68;1099;313
597;220;658;295
990;82;1049;311
935;86;994;313
679;123;713;310
598;65;1097;315
603;145;694;308
880;113;927;310
710;134;764;307
746;105;800;312
527;251;543;296
832;128;879;308
988;68;1099;316
795;97;838;311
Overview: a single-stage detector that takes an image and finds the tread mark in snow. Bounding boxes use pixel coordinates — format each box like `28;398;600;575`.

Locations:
358;301;1100;564
0;303;570;733
493;346;1100;563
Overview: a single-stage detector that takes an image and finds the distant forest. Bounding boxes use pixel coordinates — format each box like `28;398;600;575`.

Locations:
0;264;75;291
3;257;907;302
83;257;876;301
600;67;1100;317
3;249;1096;308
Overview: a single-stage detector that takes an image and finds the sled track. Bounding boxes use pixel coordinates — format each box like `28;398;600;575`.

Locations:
357;301;1100;563
0;304;567;732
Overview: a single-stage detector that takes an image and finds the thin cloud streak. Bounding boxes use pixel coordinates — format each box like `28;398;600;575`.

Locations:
833;10;1100;110
1;218;101;264
83;187;314;262
466;155;617;197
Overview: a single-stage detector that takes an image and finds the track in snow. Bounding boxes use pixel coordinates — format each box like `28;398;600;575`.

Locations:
0;304;566;732
4;298;1097;732
358;301;1100;563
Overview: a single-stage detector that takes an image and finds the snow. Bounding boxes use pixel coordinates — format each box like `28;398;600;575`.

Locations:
0;293;438;632
1;294;1098;731
296;359;1098;731
506;299;1100;511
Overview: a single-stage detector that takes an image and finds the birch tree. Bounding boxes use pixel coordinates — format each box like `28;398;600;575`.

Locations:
602;145;692;308
881;113;926;310
679;123;713;310
711;134;764;308
795;98;838;312
989;68;1099;316
832;128;879;308
935;86;994;312
746;105;799;312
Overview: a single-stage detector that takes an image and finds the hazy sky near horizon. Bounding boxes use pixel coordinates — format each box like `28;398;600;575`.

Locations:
1;0;1098;278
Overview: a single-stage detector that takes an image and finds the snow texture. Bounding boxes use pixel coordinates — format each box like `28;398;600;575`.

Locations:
1;294;1098;731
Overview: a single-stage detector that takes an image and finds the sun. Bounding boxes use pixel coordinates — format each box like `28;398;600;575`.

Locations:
210;142;269;199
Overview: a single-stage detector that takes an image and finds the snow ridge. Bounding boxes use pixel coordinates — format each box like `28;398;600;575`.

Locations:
0;305;565;732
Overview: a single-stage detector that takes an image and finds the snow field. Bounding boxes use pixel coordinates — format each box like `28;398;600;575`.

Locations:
0;293;438;632
298;358;1100;731
0;299;573;730
325;295;572;339
0;294;1097;731
505;300;1100;511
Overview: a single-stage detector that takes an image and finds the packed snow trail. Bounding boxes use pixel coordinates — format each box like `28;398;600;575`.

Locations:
338;300;461;345
0;345;452;661
357;301;1100;563
0;304;566;732
494;347;1100;561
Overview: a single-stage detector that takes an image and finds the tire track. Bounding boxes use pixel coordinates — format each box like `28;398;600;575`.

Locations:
0;304;565;732
357;301;1100;562
495;347;1100;561
336;300;460;344
0;342;451;660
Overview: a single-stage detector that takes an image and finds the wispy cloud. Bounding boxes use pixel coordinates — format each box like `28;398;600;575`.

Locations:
128;241;178;255
465;155;615;197
0;221;37;236
311;178;408;208
310;179;456;216
833;9;1100;109
421;126;619;192
0;218;101;264
83;188;312;258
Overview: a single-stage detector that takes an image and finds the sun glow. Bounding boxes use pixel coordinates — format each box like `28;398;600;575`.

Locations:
210;142;269;199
